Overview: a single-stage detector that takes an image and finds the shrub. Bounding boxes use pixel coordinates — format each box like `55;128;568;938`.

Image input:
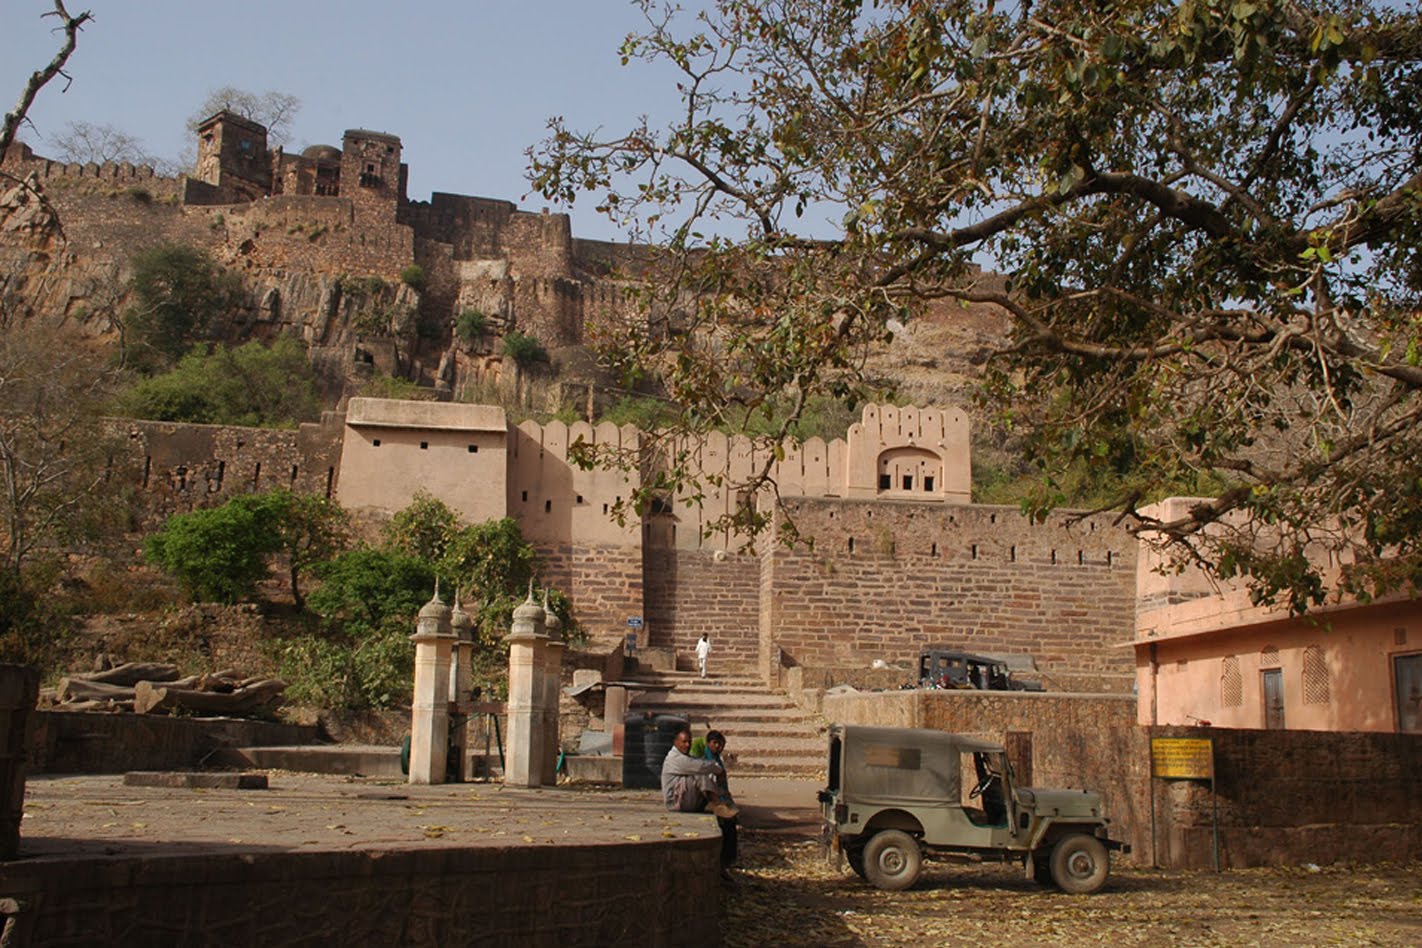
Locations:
143;496;282;603
113;337;321;427
456;309;488;343
123;243;243;371
502;331;548;368
398;264;427;291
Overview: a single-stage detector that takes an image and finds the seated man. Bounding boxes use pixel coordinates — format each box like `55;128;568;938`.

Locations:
662;726;739;869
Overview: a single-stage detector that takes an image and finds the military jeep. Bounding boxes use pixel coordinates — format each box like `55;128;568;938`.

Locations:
818;724;1129;893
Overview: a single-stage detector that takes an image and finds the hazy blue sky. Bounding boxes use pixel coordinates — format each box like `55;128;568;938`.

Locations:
3;0;685;240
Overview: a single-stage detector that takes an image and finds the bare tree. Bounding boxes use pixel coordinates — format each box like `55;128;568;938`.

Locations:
0;319;126;579
1;2;92;169
188;87;301;148
47;119;153;166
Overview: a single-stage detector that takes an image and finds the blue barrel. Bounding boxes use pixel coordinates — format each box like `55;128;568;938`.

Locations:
622;713;688;790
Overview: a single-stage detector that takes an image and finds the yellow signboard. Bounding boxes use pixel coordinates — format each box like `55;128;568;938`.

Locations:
1151;737;1214;779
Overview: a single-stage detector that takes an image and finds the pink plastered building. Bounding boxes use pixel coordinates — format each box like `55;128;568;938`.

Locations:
1134;498;1422;733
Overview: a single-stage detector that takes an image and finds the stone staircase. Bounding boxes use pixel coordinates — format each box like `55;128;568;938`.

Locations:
623;666;826;778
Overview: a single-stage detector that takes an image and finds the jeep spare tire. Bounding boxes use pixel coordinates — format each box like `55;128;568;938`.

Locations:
862;829;922;891
1049;833;1109;894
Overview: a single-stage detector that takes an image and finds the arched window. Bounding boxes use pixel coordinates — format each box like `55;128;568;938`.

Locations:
1221;656;1243;707
1302;645;1331;705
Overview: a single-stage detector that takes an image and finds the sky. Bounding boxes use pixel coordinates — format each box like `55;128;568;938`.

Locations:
2;0;688;242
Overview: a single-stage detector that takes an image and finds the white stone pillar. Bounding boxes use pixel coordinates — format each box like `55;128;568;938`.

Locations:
504;591;547;788
448;593;476;782
541;593;565;786
408;589;454;785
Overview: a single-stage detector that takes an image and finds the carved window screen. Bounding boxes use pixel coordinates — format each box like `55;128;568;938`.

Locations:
1221;656;1243;707
1260;645;1281;667
1302;645;1331;704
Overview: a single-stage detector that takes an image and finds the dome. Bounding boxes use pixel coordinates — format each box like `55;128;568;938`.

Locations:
301;144;341;162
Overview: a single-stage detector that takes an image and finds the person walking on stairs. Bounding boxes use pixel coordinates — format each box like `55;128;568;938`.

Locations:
695;634;711;678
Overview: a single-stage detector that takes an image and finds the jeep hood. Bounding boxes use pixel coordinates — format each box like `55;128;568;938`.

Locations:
1015;787;1103;819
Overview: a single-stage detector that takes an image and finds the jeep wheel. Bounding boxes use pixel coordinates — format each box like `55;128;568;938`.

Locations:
845;842;867;880
862;830;922;891
1049;833;1109;894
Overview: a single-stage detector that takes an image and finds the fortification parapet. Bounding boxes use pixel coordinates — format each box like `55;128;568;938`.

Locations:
510;418;641;547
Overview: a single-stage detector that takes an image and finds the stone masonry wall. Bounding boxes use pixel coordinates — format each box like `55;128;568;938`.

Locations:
537;543;645;651
763;499;1138;690
0;838;721;946
644;547;761;670
1148;725;1422;869
115;414;344;528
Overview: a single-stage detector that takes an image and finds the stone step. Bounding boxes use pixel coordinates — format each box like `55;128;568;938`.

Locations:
629;694;808;711
733;759;825;777
633;708;820;726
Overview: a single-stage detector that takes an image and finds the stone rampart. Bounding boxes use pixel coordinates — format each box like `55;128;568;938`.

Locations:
538;542;645;651
763;499;1138;689
115;414;344;527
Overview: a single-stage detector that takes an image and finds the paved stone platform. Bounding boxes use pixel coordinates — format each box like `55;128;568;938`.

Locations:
2;773;729;946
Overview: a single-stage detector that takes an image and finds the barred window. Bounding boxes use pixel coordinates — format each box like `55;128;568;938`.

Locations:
1302;645;1331;705
1221;656;1243;707
1260;645;1281;668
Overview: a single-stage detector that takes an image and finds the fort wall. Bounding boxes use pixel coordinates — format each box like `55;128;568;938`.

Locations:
761;498;1138;691
644;548;761;667
114;414;343;528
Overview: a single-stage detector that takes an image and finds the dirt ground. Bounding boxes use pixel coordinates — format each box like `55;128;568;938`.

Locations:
724;832;1422;947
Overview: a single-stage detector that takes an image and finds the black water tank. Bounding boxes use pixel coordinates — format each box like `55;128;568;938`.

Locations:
623;713;688;790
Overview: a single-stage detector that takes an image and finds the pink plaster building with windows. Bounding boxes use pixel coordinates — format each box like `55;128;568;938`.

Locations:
1133;498;1422;733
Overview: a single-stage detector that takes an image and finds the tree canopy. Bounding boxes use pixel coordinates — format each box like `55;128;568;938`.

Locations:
114;337;323;428
530;0;1422;612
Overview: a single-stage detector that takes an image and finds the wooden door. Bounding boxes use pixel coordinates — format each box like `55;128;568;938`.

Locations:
1262;668;1285;729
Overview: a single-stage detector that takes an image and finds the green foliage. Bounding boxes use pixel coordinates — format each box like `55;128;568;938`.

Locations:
142;489;347;605
291;547;435;710
307;547;436;631
531;0;1422;611
337;273;388;297
456;309;489;343
113;337;321;427
144;496;281;603
385;491;460;563
124;243;242;371
502;331;549;368
253;490;350;609
398;264;427;291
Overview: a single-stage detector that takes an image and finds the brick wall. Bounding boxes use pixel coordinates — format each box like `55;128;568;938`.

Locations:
763;499;1138;690
644;548;761;669
538;543;644;651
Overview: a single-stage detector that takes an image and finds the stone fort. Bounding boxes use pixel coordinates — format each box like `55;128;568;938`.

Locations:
118;398;1137;696
2;114;1135;694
